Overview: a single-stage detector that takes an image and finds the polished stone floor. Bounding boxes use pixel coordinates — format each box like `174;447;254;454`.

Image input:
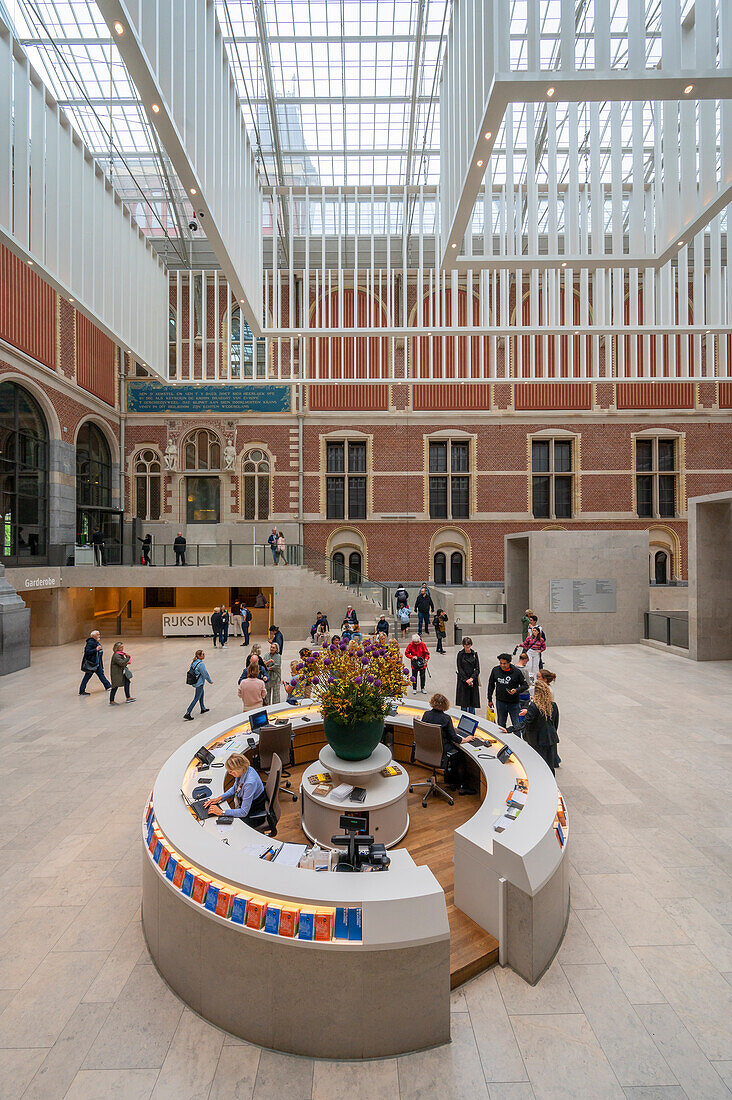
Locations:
0;631;731;1100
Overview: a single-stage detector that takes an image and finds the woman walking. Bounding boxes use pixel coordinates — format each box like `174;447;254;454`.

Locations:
456;636;480;714
405;633;430;694
238;663;267;711
277;531;288;564
109;642;135;705
522;624;546;682
184;649;212;720
519;679;559;774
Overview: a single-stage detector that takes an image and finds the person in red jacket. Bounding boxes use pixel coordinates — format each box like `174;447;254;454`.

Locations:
405;633;430;694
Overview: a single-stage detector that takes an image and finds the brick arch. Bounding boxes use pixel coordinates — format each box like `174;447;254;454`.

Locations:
510;284;591;379
408;287;490;379
307;287;389;379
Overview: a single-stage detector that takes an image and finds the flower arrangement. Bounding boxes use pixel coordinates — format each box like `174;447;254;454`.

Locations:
286;636;409;725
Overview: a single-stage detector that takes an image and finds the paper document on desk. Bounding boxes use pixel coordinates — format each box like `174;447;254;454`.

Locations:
275;843;309;868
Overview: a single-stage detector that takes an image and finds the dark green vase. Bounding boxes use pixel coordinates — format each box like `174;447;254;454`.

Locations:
323;716;384;762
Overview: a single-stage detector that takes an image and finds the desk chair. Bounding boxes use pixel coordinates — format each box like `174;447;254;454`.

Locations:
249;752;283;836
409;718;454;808
257;722;297;802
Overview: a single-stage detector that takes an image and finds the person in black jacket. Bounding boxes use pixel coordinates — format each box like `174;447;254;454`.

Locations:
455;637;480;713
394;585;409;610
79;630;111;695
375;614;389;636
487;654;526;733
519;679;559;774
137;533;152;566
218;605;230;648
173;532;186;565
269;625;284;653
91;527;105;566
210;606;222;647
423;692;477;794
415;585;435;635
433;609;448;653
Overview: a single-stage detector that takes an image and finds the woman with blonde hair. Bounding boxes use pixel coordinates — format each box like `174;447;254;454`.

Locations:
519;679;559;774
204;752;266;823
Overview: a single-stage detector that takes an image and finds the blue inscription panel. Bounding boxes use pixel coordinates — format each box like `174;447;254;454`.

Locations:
126;380;291;414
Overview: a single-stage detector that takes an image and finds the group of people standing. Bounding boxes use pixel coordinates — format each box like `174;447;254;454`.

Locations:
267;528;288;565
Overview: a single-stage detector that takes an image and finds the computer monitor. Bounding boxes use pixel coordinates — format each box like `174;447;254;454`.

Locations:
457;714;478;737
194;745;215;767
249;709;269;731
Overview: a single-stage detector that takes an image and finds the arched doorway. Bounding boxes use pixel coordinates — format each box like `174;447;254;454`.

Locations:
331;552;345;584
450;551;464;586
76;422;122;563
183;429;221;523
0;381;49;564
433;552;447;586
348;551;362;587
654;550;669;586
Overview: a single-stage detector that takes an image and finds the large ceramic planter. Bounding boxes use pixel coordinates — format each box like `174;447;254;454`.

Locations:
323;716;384;761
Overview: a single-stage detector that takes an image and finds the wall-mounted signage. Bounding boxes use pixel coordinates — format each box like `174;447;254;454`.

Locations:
162;612;216;636
549;579;617;613
126;381;292;415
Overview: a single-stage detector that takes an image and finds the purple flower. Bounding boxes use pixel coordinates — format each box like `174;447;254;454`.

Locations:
306;655;315;664
361;656;369;666
354;676;362;685
356;648;363;657
295;662;304;671
312;676;320;685
366;674;374;684
328;676;336;684
374;678;382;688
323;656;331;666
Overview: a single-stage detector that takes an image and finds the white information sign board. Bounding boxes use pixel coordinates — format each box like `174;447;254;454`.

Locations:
549;579;617;613
162;613;214;636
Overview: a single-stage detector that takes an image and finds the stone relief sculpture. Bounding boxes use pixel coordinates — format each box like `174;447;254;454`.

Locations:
164;438;178;471
224;439;237;471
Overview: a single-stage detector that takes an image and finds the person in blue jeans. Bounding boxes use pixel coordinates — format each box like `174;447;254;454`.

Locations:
184;650;212;720
415;584;435;635
267;527;279;564
487;654;525;733
79;631;111;695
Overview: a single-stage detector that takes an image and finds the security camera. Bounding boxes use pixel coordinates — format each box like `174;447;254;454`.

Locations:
188;220;198;232
198;211;205;219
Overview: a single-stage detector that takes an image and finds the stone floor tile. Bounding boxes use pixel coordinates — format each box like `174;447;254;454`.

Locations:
636;1003;731;1100
0;1048;46;1100
82;918;146;1004
252;1049;314;1100
312;1057;399;1099
495;960;581;1016
634;945;732;1061
561;963;676;1087
396;1015;489;1099
488;1085;535;1100
0;950;107;1049
83;962;184;1071
63;1069;159;1100
32;861;117;909
150;1009;224;1100
620;1089;688;1099
557;910;604;965
580;875;689;947
511;1012;624;1100
464;969;528;1083
21;1002;112;1100
0;906;82;989
53;886;141;954
208;1043;261;1100
662;897;732;973
575;911;666;1005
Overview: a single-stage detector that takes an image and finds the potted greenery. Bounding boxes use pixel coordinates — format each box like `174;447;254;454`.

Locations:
286;636;410;761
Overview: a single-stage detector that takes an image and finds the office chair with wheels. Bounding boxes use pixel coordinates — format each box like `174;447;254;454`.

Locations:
257;722;297;801
249;752;283;836
409;718;454;807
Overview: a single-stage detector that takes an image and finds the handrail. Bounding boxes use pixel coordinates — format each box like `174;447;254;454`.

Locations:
94;598;133;635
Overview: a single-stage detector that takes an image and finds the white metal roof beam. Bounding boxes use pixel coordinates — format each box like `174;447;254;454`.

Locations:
95;0;263;336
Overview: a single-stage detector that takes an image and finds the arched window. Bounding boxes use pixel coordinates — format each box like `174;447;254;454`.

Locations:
331;551;345;584
242;448;270;520
0;381;49;563
76;423;112;509
135;450;162;521
654;550;669;586
433;552;446;586
183;429;220;471
229;308;266;379
168;310;177;377
450;551;464;586
348;551;362;586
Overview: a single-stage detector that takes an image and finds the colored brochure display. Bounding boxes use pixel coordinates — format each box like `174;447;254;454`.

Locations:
144;810;363;943
493;781;530;833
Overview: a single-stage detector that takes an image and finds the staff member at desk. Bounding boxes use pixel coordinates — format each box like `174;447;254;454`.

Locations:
422;693;477;795
204;753;267;822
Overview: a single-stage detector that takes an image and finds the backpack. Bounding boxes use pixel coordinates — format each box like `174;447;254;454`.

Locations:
186;660;199;686
397;607;410;624
244;608;252;622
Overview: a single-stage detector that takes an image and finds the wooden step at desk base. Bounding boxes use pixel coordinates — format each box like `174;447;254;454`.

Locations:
275;759;499;989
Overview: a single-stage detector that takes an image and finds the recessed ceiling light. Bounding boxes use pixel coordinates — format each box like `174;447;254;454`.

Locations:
683;84;694;95
677;239;684;247
561;261;567;267
239;298;245;303
546;87;555;97
476;159;484;168
27;259;33;265
113;21;124;35
451;243;457;249
484;131;492;140
190;187;197;196
68;297;74;303
151;103;160;114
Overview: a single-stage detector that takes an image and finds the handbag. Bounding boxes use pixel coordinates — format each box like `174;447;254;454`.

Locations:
123;666;133;680
412;656;425;670
81;655;97;672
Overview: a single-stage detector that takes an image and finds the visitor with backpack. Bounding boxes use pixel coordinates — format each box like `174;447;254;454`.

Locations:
433;609;448;653
397;603;411;639
519;679;559;774
394;585;409;611
239;601;252;646
405;634;430;694
184;650;212;720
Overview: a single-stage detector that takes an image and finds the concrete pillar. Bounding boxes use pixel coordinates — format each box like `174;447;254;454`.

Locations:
48;438;76;565
688;492;732;662
0;565;30;675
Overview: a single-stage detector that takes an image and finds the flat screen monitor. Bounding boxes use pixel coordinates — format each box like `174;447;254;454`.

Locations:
457;714;478;737
249;709;269;731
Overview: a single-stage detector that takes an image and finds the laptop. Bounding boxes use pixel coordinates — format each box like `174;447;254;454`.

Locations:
181;789;213;821
249;709;269;731
457;714;478;737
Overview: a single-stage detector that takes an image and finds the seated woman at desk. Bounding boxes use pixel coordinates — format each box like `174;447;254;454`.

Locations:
204;753;266;822
422;692;477;795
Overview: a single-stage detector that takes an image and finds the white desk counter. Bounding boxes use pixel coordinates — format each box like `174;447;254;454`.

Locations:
142;699;568;1058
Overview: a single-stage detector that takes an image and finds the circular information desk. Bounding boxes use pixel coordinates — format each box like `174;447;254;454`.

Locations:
142;700;569;1059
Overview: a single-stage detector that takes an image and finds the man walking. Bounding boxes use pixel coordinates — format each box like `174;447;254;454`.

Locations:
211;606;222;648
174;532;186;565
240;601;251;646
79;630;111;695
487;653;526;733
267;527;279;565
91;526;105;566
269;624;284;654
219;605;230;648
415;584;435;635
